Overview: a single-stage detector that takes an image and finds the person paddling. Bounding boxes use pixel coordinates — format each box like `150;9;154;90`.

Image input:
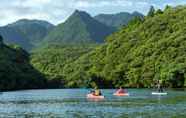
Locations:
87;87;104;99
94;87;102;96
157;80;163;92
116;87;127;94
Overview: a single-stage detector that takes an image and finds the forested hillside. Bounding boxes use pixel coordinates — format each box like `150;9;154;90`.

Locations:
0;35;46;91
31;44;95;88
31;6;186;88
62;6;186;88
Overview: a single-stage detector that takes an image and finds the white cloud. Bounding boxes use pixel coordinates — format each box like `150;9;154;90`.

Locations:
75;0;133;8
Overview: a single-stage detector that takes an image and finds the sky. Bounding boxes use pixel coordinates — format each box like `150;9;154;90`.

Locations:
0;0;186;26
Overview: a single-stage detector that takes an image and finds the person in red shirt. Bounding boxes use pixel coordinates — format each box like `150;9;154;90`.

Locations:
116;87;127;94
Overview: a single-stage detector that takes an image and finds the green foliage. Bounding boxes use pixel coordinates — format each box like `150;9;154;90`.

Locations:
59;5;186;88
31;44;95;88
165;5;172;11
0;35;3;42
156;9;163;15
147;6;155;17
0;36;46;91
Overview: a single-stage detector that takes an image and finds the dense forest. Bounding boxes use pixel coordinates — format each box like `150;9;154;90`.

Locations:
31;44;95;88
31;5;186;88
0;35;46;91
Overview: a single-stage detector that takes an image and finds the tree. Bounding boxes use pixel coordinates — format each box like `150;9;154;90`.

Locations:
0;35;4;47
156;9;163;15
0;35;3;42
165;5;171;11
147;6;155;17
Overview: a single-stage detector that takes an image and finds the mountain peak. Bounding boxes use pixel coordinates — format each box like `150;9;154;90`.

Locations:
74;9;81;13
43;9;115;44
74;9;87;14
71;10;91;19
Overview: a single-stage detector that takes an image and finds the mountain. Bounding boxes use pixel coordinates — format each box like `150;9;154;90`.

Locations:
0;19;54;51
94;11;144;28
32;5;186;88
0;26;33;51
0;35;46;91
43;10;115;44
0;11;143;50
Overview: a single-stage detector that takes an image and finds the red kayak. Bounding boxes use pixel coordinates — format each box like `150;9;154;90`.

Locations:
113;93;129;96
87;94;104;99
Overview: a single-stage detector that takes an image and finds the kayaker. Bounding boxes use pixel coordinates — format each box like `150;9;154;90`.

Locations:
94;87;102;96
157;80;163;92
116;87;126;94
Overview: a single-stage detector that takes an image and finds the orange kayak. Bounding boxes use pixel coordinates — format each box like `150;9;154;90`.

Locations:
87;94;104;99
113;93;129;96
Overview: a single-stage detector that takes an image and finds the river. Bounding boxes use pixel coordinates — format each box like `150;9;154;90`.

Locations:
0;89;185;118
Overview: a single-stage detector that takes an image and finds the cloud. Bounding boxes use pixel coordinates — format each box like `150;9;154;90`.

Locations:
74;0;133;8
0;0;186;26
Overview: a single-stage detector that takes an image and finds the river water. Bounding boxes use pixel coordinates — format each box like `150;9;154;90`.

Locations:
0;89;185;118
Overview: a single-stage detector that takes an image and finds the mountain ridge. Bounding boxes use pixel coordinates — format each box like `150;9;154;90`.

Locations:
94;11;144;28
0;10;144;51
43;10;115;44
0;19;54;51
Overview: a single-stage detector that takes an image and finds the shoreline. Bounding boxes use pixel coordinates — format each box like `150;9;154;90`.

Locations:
1;87;186;92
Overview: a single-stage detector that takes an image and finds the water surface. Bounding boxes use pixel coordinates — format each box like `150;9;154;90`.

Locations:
0;89;186;118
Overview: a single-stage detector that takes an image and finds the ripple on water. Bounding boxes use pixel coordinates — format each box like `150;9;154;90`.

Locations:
0;89;185;118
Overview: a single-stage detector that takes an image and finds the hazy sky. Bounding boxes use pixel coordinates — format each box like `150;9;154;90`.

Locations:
0;0;186;26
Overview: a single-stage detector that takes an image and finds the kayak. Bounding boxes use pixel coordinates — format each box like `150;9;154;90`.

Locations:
86;94;104;99
152;92;167;95
113;93;129;96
